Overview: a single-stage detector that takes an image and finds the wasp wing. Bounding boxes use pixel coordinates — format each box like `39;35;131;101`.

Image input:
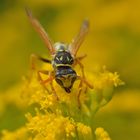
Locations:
25;8;55;55
69;20;89;57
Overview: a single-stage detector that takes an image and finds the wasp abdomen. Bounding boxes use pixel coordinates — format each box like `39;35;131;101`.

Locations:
55;66;76;76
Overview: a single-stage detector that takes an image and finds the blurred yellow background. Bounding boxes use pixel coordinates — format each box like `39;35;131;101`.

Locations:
0;0;140;140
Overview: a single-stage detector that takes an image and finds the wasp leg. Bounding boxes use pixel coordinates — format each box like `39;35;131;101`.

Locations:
75;58;85;78
73;54;87;69
77;76;93;89
30;54;58;100
50;80;59;101
76;75;93;108
77;78;83;108
30;54;37;70
73;54;87;79
41;72;59;100
74;56;93;108
30;53;52;84
74;56;93;88
37;70;51;93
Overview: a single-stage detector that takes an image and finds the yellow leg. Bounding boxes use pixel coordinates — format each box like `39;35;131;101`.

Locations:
77;76;93;89
50;80;59;101
41;72;59;100
77;79;83;108
73;56;93;108
75;59;85;78
76;76;93;109
30;54;58;100
74;57;93;88
73;55;87;79
30;54;38;70
37;70;50;93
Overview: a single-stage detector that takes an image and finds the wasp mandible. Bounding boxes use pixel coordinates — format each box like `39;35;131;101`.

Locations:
25;8;93;99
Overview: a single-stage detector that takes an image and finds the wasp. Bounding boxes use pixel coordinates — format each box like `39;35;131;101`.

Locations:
25;8;93;100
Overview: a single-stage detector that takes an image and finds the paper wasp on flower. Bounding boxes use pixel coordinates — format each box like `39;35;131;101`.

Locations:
25;8;93;100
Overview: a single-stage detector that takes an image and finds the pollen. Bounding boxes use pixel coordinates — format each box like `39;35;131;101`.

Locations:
65;121;76;137
77;123;92;135
95;127;111;140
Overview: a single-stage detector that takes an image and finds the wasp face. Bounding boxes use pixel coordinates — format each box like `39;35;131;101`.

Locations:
55;67;77;93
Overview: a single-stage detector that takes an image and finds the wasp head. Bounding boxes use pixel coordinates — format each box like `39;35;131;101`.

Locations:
55;66;77;93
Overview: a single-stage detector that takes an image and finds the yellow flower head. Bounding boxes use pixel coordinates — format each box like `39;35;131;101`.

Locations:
77;122;92;135
95;127;111;140
0;65;123;140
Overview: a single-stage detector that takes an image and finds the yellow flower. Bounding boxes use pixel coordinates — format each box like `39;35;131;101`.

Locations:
92;66;124;90
77;122;92;135
95;127;111;140
65;120;76;137
1;127;29;140
25;110;77;139
0;65;123;140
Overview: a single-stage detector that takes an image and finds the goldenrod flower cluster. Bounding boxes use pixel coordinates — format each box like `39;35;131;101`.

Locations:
0;66;123;140
95;127;111;140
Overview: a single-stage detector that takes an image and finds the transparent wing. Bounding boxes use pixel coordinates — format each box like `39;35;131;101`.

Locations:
25;8;55;55
69;20;89;57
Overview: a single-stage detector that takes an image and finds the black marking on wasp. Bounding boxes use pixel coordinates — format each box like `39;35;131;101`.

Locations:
54;51;74;65
25;8;93;102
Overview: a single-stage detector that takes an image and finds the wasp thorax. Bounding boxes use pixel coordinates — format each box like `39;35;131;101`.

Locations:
54;51;74;65
52;42;74;69
55;66;77;93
